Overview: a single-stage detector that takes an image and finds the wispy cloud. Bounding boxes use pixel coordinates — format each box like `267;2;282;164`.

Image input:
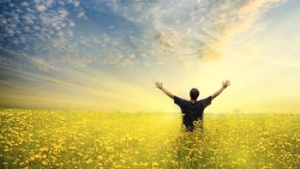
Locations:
223;0;287;38
99;0;288;63
0;0;289;69
0;47;55;73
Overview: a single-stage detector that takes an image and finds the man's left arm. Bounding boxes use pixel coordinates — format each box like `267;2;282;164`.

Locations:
211;80;231;100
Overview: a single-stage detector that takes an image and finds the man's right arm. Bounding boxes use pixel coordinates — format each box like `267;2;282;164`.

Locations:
155;82;174;99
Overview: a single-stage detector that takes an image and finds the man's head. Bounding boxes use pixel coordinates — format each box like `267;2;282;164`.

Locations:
190;88;199;100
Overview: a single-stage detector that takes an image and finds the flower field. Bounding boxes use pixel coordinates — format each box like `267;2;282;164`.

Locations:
0;108;299;169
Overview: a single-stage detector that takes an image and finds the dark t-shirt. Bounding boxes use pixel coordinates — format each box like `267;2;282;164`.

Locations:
174;96;212;127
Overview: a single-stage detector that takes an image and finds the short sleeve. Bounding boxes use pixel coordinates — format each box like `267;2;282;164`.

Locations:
201;96;212;108
174;96;182;105
174;96;188;114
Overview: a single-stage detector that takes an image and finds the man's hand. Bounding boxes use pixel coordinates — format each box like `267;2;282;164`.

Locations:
155;81;174;99
155;81;163;90
212;80;231;100
222;80;231;89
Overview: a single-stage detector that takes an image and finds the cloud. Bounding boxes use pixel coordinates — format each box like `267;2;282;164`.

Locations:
6;28;14;36
101;53;138;68
61;55;97;67
77;11;88;19
74;1;80;7
0;0;85;61
94;0;288;63
36;5;47;12
21;2;29;7
222;0;287;38
58;9;68;18
0;0;289;69
45;0;55;7
28;57;55;72
0;47;55;73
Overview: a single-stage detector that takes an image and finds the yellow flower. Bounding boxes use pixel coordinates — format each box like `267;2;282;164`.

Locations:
68;146;77;151
133;162;138;166
152;162;159;167
30;156;35;161
39;147;48;152
97;155;103;160
42;161;48;165
34;154;42;159
85;159;93;164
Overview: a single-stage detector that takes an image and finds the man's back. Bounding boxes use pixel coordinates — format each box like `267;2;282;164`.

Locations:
174;95;212;129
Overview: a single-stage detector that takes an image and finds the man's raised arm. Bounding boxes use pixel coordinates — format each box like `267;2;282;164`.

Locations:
155;82;174;99
211;80;231;100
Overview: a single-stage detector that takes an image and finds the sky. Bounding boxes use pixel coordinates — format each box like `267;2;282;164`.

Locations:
0;0;300;113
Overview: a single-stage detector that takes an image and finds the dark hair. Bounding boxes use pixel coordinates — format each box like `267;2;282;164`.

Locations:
190;88;199;100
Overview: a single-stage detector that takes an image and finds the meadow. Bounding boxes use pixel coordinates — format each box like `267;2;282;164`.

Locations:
0;108;299;169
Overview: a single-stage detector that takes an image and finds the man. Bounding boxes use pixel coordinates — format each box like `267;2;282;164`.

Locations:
155;80;230;132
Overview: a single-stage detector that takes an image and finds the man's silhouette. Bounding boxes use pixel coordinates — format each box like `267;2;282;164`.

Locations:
155;80;230;132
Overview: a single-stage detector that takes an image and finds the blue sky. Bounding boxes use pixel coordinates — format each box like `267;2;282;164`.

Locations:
0;0;300;113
